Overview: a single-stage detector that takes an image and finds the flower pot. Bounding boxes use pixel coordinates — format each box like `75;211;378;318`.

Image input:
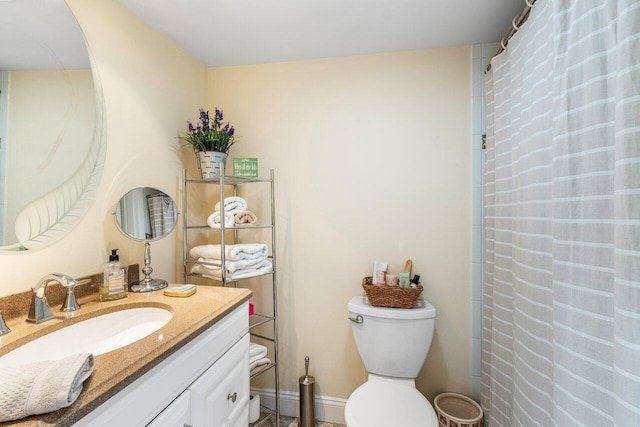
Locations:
197;151;227;179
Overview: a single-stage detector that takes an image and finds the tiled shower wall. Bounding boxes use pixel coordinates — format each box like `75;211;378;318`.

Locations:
470;42;498;401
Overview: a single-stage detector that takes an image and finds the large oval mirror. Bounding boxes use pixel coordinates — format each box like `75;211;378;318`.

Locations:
0;0;106;251
114;187;178;293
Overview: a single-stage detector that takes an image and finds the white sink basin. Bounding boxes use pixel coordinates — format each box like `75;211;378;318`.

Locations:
0;307;173;368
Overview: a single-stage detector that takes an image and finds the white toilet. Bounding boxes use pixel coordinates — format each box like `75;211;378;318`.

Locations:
345;296;438;427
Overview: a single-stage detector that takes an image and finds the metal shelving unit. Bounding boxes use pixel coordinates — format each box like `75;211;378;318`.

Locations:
182;165;280;427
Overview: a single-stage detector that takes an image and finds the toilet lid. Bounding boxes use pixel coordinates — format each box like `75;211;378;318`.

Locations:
345;380;438;427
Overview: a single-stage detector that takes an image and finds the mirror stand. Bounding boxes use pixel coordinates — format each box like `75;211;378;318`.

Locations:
114;186;178;293
129;242;168;293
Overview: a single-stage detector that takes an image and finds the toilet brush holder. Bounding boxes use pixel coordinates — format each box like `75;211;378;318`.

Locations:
299;356;315;427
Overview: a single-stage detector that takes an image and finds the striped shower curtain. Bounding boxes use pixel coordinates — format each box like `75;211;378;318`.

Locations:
147;194;176;239
482;1;640;426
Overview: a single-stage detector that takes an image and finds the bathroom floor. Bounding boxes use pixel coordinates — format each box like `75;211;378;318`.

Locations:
251;407;345;427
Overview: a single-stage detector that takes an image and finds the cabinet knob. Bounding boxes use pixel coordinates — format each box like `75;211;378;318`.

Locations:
227;392;237;403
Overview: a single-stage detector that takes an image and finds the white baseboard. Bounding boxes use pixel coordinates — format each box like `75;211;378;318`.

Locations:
251;387;347;425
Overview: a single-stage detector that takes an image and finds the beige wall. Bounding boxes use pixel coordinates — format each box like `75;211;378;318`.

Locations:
0;0;205;295
207;47;472;400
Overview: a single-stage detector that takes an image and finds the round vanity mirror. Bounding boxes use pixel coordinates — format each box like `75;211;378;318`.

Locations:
0;0;106;251
114;187;178;292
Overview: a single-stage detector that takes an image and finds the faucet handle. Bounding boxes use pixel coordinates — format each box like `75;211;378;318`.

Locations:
61;278;91;312
28;287;56;324
0;310;10;335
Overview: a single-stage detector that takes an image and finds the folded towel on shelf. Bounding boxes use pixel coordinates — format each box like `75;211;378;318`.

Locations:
197;256;269;274
0;353;94;422
234;210;258;226
206;211;234;229
214;196;247;214
250;352;268;365
190;243;268;261
191;259;272;281
249;357;272;376
249;343;268;363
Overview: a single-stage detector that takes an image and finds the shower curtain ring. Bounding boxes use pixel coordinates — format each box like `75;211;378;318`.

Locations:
512;17;519;31
501;37;508;50
525;0;535;8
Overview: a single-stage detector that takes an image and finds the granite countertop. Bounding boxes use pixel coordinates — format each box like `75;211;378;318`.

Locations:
0;283;252;426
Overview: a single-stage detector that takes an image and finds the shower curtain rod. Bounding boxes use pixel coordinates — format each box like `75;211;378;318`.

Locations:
486;0;537;72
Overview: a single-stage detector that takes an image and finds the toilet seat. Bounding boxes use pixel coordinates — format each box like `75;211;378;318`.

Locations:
345;377;438;427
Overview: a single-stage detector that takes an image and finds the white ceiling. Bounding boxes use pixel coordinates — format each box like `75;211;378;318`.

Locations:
1;0;524;70
116;0;524;67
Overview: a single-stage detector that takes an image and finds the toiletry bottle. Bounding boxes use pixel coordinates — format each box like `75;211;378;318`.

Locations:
100;249;127;301
411;274;421;288
373;261;388;285
399;271;411;288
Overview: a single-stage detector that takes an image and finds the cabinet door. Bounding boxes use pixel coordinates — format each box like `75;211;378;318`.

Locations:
147;390;190;427
189;334;250;427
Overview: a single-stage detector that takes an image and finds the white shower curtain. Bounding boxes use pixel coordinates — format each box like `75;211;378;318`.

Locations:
482;1;639;426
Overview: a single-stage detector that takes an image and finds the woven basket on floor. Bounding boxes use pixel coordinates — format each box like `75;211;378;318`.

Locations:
362;276;423;308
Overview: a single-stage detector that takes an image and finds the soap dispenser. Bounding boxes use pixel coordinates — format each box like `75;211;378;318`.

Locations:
100;249;127;301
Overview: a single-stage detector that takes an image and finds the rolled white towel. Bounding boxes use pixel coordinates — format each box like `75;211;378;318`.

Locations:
197;256;269;274
249;357;272;375
249;343;268;363
0;353;94;422
191;259;273;281
234;210;257;226
214;196;247;214
190;243;268;261
207;211;234;229
250;342;268;357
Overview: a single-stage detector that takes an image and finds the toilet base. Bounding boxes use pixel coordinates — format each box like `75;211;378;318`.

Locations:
345;374;438;427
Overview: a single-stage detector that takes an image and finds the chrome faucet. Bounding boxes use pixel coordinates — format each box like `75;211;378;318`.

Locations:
27;273;88;323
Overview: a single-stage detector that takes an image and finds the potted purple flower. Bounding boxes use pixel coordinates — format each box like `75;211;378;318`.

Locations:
179;108;237;179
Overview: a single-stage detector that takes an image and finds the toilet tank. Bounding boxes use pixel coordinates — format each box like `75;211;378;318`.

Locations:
348;296;436;379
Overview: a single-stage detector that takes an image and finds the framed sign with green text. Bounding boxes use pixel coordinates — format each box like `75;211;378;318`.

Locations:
233;158;258;178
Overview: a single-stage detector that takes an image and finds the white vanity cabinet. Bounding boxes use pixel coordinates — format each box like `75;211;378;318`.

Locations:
75;301;249;427
189;334;250;426
148;334;249;427
147;390;190;426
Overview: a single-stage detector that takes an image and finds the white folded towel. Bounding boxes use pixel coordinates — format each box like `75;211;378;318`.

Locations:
249;357;272;375
190;243;268;261
207;211;234;229
249;343;268;363
198;256;269;274
250;351;268;365
0;353;94;422
191;259;273;281
214;196;247;214
234;210;258;226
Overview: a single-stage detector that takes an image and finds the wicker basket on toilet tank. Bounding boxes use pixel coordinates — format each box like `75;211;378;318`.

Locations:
362;277;423;309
